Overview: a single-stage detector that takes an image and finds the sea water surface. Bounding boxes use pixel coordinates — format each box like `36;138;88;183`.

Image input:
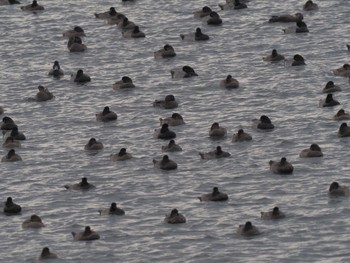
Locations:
1;0;350;262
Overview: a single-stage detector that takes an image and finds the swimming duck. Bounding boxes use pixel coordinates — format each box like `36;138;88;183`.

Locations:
64;177;95;190
180;28;209;41
155;124;176;139
232;129;252;142
205;12;223;25
3;197;21;214
22;214;44;228
117;17;136;31
337;123;350;137
153;155;178;170
94;7;117;19
171;66;198;79
4;127;26;140
329;182;349;196
209;122;227;137
199;146;231;160
161;140;182;152
1;149;22;162
220;75;239;88
35;85;53;102
269;157;294;174
232;0;248;9
2;137;21;149
253;115;274;130
198;187;228;201
96;106;117;122
164;209;186;224
112;76;135;89
269;13;303;23
99;202;125;215
110;148;132;161
263;49;285;62
261;207;285;219
154;44;176;59
38;247;57;260
122;26;145;38
320;94;340;107
333;64;350;77
334;109;350;121
303;0;318;11
67;36;87;52
72;69;91;83
20;0;44;11
48;61;64;77
291;54;306;66
193;6;212;18
72;226;100;241
1;116;17;132
159;113;185;126
322;81;341;93
62;26;85;38
237;221;260;236
299;144;323;158
84;138;103;150
153;95;178;109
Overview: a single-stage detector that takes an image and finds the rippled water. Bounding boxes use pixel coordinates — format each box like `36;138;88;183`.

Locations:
2;0;350;262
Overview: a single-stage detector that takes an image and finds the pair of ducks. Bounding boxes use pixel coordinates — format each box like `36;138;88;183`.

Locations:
263;49;306;66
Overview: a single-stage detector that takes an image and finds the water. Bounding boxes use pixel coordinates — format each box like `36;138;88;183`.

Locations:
1;0;350;262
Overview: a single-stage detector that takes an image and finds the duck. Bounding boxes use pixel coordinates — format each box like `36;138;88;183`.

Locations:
237;221;260;236
22;214;44;228
269;157;294;174
3;127;26;140
1;116;17;132
320;94;340;107
35;85;53;102
153;155;177;170
261;207;285;219
96;106;117;122
67;36;87;52
154;44;176;59
193;6;212;18
269;13;303;23
72;226;100;241
20;0;44;11
3;197;21;214
161;140;182;152
322;81;341;93
110;148;132;161
1;149;22;162
333;64;350;77
180;28;209;41
205;12;222;25
337;123;350;137
283;21;309;33
198;187;228;201
220;75;239;88
155;124;176;139
48;61;64;77
72;69;91;83
232;0;248;9
117;17;136;31
171;66;198;79
99;202;125;215
329;182;349;196
164;209;186;224
263;49;285;62
334;109;350;121
112;76;135;89
2;137;21;148
253;115;275;130
64;177;95;190
290;54;306;67
122;26;145;38
153;95;178;109
84;138;104;151
209;122;227;137
94;7;117;19
199;146;231;160
38;247;57;260
62;26;85;38
232;129;252;142
159;113;185;126
299;144;323;158
303;0;318;11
